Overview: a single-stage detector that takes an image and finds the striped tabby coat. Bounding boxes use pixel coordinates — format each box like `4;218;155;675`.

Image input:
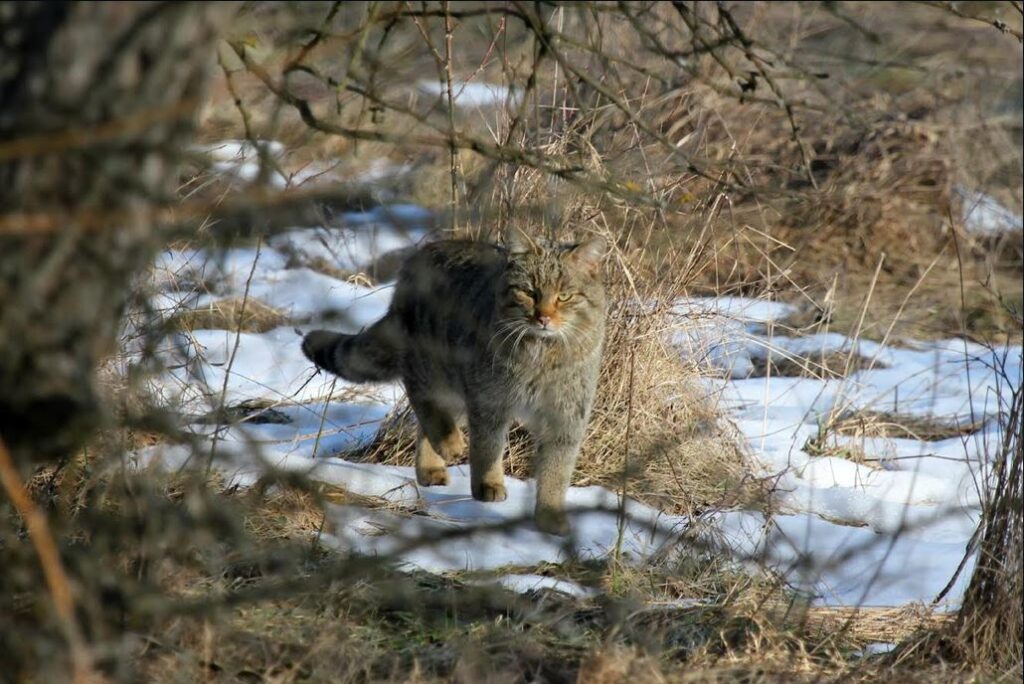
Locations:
302;232;606;535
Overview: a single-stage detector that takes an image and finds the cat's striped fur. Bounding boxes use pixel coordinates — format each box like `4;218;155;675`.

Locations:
302;232;606;535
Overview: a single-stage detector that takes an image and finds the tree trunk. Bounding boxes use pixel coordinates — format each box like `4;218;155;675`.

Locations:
0;2;234;467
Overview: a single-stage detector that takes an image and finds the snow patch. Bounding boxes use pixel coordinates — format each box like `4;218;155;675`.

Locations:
417;80;521;108
956;186;1023;236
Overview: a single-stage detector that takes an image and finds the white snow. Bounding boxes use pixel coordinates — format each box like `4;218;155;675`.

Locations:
269;222;429;274
193;139;409;191
673;296;798;325
670;297;798;377
152;246;289;292
956;186;1023;236
488;574;597;599
192;139;289;188
679;310;1020;607
714;509;976;608
144;242;401;413
196;139;286;162
417;80;521;108
855;642;897;657
127;140;1022;607
146;325;401;412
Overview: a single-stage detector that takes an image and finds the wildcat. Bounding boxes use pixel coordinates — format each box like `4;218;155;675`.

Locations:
301;230;606;535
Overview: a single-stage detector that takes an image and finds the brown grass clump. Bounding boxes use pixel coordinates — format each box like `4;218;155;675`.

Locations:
801;605;953;646
830;410;987;442
751;351;881;380
637;104;1020;342
576;647;676;684
573;293;748;515
174;296;287;333
803;438;883;471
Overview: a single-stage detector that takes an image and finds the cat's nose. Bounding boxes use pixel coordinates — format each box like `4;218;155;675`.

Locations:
537;314;552;328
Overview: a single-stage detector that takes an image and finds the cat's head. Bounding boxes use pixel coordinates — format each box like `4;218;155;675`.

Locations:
498;229;607;342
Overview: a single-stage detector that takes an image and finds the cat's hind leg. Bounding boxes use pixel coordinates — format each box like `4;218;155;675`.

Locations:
409;395;465;487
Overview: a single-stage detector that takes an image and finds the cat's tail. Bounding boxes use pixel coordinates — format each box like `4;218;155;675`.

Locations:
302;319;402;383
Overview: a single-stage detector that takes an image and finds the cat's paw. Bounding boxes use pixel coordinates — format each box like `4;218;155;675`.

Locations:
473;482;508;502
416;467;450;487
535;508;570;536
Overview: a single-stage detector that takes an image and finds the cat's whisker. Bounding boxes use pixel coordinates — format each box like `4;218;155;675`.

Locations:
559;321;584;351
511;326;530;358
491;321;525;351
559;328;575;353
488;319;517;345
488;326;511;349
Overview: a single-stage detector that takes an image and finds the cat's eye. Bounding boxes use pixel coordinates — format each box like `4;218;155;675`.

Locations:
512;288;534;303
557;292;574;302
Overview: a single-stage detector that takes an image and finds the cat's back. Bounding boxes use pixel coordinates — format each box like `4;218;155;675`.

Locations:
393;240;506;306
388;240;507;348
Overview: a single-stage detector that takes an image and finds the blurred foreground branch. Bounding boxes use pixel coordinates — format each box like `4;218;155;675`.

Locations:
0;1;235;468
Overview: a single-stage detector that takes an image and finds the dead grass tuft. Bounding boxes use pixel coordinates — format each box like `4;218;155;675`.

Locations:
803;437;883;470
174;296;288;333
751;351;881;379
574;295;749;515
831;410;986;442
800;604;953;646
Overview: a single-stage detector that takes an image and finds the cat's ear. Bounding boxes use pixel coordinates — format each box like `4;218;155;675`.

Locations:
564;237;607;275
505;227;542;255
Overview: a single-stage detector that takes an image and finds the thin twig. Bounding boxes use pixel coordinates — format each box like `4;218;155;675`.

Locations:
208;236;264;472
614;345;637;561
916;0;1024;42
443;1;460;235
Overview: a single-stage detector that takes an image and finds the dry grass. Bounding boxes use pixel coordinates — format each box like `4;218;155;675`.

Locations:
2;443;1000;684
174;296;288;333
630;102;1021;344
577;293;748;514
831;410;988;442
750;351;881;379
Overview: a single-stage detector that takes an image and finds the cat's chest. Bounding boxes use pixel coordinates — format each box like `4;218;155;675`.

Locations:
508;348;589;403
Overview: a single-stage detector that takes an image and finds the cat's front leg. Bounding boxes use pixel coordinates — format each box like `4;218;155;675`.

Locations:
467;405;509;502
532;419;586;536
408;393;465;487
